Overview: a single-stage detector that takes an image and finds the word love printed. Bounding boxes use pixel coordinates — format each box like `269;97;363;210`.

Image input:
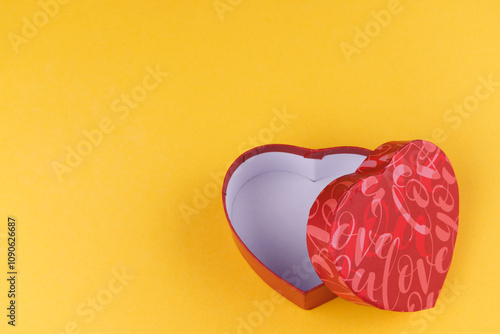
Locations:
307;140;458;312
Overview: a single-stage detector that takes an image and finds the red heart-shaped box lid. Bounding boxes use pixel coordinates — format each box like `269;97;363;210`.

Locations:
307;140;459;311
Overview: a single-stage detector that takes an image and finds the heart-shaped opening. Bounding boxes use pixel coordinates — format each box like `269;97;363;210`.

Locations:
224;147;368;291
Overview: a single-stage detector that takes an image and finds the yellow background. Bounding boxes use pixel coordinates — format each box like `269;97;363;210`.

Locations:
1;1;499;333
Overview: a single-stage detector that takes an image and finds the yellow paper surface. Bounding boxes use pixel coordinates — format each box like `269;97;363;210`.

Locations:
0;1;499;333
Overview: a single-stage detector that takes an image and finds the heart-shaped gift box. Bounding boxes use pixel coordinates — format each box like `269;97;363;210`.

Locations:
222;140;458;311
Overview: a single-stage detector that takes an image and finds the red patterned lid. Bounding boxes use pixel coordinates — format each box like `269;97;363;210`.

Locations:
306;140;459;311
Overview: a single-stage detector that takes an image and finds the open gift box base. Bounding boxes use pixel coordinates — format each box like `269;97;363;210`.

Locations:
222;142;458;311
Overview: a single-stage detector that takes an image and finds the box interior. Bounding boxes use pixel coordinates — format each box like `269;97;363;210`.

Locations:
225;151;367;291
